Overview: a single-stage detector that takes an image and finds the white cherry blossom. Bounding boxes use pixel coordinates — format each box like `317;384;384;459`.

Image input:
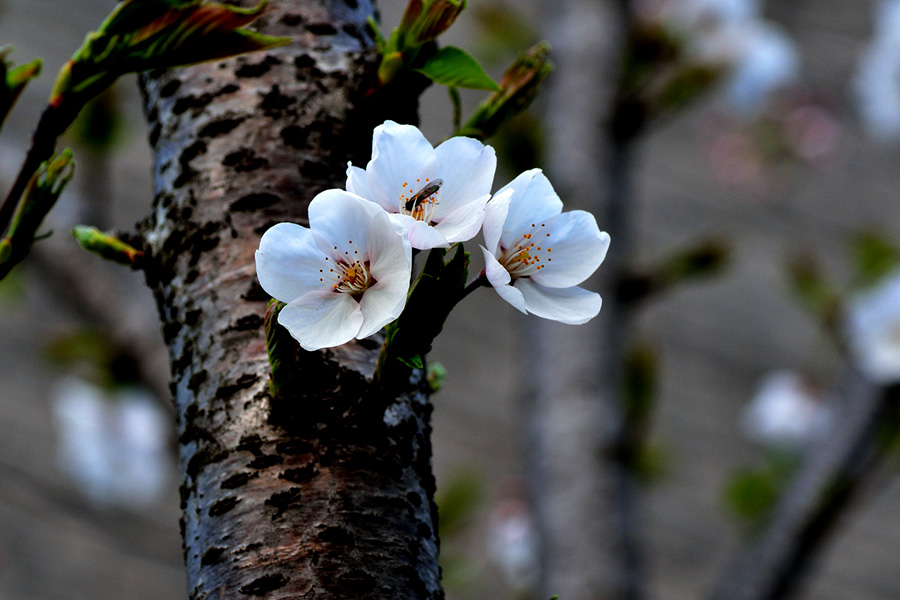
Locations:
846;269;900;383
741;371;831;449
255;190;411;351
480;169;609;324
346;120;496;250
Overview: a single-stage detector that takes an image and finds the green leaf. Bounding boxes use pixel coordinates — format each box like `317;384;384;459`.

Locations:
785;253;841;332
724;467;781;524
851;231;900;289
414;46;500;91
436;469;482;537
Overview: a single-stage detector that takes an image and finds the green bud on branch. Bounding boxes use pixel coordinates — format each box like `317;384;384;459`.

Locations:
0;47;42;132
72;225;145;268
458;42;552;140
0;150;75;279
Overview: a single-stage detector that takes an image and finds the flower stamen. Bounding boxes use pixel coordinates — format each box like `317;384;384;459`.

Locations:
400;178;443;223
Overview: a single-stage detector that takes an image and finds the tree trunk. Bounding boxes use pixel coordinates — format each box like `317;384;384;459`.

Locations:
137;1;443;598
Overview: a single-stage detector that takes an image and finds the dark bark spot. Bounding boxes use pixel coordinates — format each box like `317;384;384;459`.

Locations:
280;13;303;26
229;192;281;212
149;123;162;148
249;454;283;469
294;54;316;69
345;0;358;8
299;160;333;180
160;79;182;98
259;85;295;114
215;374;259;399
208;495;241;517
318;525;353;546
280;125;306;150
221;471;257;489
222;148;269;172
186;446;228;480
201;546;226;566
406;491;422;507
264;487;302;519
306;22;337;35
417;522;432;538
229;315;264;332
175;140;208;187
239;574;289;596
198;116;245;138
236;434;265;456
173;93;215;115
274;439;314;455
339;570;376;594
279;464;318;483
242;281;271;303
185;309;202;326
163;321;181;343
235;56;280;78
188;370;208;391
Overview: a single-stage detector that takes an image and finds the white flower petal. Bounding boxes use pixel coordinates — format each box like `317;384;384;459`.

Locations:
516;279;602;324
308;189;384;257
482;245;527;313
367;121;437;210
255;222;328;303
357;269;411;339
483;189;512;255
346;164;374;202
278;291;364;351
529;211;610;288
495;169;563;250
433;136;496;215
407;218;451;250
432;194;490;244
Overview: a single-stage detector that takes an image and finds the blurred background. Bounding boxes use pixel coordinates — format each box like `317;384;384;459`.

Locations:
0;0;899;599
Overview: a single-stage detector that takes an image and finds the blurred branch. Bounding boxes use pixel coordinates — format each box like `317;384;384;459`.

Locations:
29;238;169;404
708;372;899;600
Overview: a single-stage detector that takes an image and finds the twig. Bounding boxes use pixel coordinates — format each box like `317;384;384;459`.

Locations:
707;371;897;600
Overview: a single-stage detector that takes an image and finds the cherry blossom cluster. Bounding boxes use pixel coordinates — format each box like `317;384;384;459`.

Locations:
255;121;610;351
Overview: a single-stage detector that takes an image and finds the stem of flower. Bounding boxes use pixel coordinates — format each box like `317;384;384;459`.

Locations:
459;270;488;301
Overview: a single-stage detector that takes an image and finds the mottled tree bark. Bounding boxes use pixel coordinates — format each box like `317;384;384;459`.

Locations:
137;1;442;598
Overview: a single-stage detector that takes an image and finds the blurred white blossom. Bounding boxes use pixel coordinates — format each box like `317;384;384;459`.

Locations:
846;270;900;383
645;0;799;115
742;371;831;448
488;497;539;592
52;377;172;509
853;0;900;142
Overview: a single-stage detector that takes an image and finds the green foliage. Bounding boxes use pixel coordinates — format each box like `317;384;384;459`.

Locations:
623;345;657;432
45;327;141;389
426;361;447;393
618;238;729;305
725;466;781;524
72;226;144;268
69;89;122;153
0;46;41;131
634;441;670;484
376;244;470;387
414;46;500;91
265;299;302;400
725;453;799;526
785;253;841;333
436;469;483;537
0;150;75;279
851;231;900;290
458;42;552;141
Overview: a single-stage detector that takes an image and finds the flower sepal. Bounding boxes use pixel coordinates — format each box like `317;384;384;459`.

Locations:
376;244;469;387
265;299;302;401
